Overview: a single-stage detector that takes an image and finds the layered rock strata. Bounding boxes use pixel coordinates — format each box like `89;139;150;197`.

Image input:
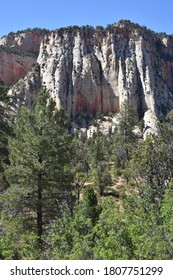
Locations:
0;30;48;85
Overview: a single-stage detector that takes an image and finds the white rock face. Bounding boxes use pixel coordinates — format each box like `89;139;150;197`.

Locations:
143;109;158;139
8;27;173;130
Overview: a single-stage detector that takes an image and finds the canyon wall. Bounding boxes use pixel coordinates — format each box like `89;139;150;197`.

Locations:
0;29;49;85
6;23;173;129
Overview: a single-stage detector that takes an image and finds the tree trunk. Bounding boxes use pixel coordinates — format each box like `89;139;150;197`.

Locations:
37;173;43;246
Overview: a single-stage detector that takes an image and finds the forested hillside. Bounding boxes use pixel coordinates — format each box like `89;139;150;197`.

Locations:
0;85;173;260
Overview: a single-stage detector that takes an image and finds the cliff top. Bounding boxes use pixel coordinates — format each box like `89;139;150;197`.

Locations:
1;20;172;42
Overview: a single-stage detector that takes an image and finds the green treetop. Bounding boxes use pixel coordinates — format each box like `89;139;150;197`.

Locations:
1;88;73;257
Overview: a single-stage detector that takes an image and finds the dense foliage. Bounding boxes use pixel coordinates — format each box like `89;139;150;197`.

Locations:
6;27;50;37
0;89;173;259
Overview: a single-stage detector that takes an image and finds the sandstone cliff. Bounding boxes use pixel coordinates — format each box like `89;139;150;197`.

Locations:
6;22;173;132
0;50;36;85
0;28;49;85
0;28;49;53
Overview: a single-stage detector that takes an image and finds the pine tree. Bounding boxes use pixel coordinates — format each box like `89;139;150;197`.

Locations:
161;180;173;258
113;100;138;169
2;88;73;255
94;197;133;259
69;186;100;259
0;80;11;191
71;136;90;203
130;134;172;208
49;186;100;260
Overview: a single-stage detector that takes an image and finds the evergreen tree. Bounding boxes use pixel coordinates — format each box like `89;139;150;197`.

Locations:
48;214;74;259
1;88;73;256
49;186;99;260
112;100;138;169
117;100;138;144
124;193;170;259
0;80;11;191
69;186;100;259
71;136;90;203
88;133;105;168
130;134;172;207
76;186;100;225
93;162;112;195
161;180;173;258
94;197;133;259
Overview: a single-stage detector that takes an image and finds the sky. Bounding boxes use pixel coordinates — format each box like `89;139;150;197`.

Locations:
0;0;173;38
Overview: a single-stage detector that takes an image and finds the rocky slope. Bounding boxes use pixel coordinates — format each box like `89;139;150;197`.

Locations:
0;50;36;85
5;21;173;132
0;28;49;85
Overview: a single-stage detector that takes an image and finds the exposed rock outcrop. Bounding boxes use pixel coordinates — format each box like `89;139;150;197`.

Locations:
0;29;49;85
0;29;49;53
6;22;173;131
0;50;36;85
